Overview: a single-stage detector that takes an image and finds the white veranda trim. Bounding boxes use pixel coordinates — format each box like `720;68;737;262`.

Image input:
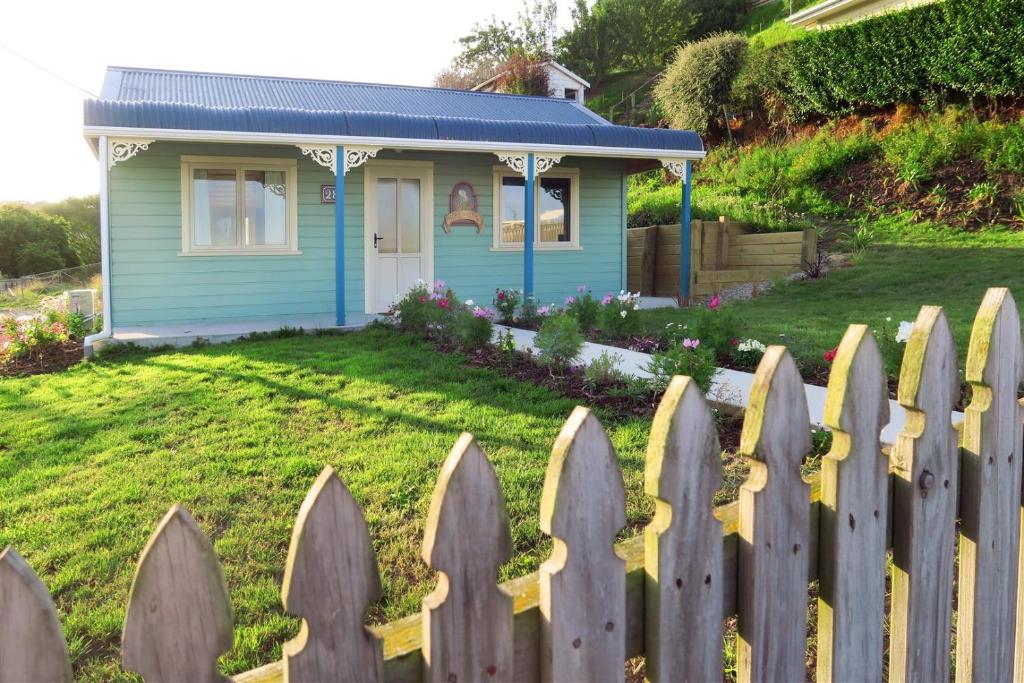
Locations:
660;159;690;182
494;153;564;176
297;145;382;175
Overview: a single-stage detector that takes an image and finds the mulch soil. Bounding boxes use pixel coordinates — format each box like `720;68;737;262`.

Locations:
0;340;84;378
822;158;1023;231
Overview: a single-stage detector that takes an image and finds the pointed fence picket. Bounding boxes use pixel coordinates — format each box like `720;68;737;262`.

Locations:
2;287;1024;683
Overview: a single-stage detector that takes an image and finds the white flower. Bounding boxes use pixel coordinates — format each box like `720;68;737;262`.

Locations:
886;316;892;322
465;299;474;306
415;278;426;286
620;310;627;318
895;320;914;343
737;338;767;354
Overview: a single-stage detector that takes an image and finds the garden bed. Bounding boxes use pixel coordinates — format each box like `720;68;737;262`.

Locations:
0;339;83;377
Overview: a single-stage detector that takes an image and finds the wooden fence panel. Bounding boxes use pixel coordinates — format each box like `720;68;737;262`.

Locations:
644;377;723;683
816;325;890;682
736;347;811;681
281;466;384;682
422;434;514;683
0;547;72;683
888;307;959;683
123;505;234;683
540;407;627;683
958;288;1024;681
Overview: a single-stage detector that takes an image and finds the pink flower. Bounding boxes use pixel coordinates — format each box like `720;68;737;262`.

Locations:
434;279;446;291
576;284;586;293
682;338;700;349
497;290;506;301
601;293;613;305
824;347;838;363
418;296;427;304
707;295;721;310
565;296;576;305
436;298;450;310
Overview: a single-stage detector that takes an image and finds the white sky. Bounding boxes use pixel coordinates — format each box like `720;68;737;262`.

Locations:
0;0;575;203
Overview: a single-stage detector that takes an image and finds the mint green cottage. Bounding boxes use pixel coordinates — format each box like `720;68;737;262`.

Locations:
82;67;704;351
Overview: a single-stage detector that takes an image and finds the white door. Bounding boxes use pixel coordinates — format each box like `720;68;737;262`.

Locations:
365;163;433;313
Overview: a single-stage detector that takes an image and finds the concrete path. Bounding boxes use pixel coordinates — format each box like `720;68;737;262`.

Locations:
496;325;963;445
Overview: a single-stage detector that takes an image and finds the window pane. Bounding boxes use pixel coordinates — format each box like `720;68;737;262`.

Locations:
244;170;288;246
376;179;398;253
193;169;237;246
500;176;525;244
539;177;571;243
398;179;420;253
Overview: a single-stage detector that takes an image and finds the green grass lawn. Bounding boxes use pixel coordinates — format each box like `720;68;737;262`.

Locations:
0;326;654;681
636;216;1024;369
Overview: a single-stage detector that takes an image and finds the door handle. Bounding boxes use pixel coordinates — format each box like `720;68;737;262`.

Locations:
373;233;382;248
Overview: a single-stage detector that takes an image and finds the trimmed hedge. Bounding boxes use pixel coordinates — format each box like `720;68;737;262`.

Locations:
785;0;1024;117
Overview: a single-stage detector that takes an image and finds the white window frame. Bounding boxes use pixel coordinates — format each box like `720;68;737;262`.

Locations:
179;155;300;256
491;166;581;251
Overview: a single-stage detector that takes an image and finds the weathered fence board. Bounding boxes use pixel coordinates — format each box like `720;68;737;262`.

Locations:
737;346;811;681
816;325;890;682
123;505;234;683
422;434;514;683
281;466;384;682
644;376;723;682
0;547;72;683
540;407;627;683
958;288;1024;681
889;306;959;683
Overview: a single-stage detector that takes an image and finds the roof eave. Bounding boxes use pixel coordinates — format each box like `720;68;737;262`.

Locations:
82;124;705;161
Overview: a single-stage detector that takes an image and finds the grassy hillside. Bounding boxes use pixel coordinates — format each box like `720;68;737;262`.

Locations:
629;106;1024;232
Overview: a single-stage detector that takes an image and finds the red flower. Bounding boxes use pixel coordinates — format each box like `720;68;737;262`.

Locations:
418;296;426;304
437;298;450;309
730;338;739;346
823;347;838;363
497;290;506;301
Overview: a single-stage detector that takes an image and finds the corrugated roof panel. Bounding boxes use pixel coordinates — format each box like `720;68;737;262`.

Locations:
85;67;703;154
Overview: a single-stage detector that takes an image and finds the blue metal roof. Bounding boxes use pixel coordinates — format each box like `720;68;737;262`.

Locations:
85;67;703;154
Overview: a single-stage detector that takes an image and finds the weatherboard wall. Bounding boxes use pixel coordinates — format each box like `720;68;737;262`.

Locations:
108;143;626;326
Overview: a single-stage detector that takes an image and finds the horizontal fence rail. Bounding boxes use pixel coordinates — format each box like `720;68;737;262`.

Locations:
2;288;1023;682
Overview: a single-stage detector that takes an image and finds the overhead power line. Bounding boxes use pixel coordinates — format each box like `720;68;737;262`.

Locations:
0;41;99;97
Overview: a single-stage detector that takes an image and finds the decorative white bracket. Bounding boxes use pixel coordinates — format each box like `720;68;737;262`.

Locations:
298;146;337;174
343;146;381;174
660;159;691;182
297;145;381;175
535;155;563;175
495;153;564;177
108;139;155;170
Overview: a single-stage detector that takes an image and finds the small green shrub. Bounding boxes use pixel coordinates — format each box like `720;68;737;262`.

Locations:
492;288;520;325
584;350;626;387
393;281;453;335
647;340;718;393
565;286;600;331
533;315;583;367
732;337;767;370
655;32;749;135
496;328;517;361
454;305;494;350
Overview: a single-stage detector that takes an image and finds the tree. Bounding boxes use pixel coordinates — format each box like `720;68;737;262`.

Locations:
495;54;551;96
654;32;749;135
0;205;80;278
436;0;558;89
37;195;100;265
556;0;615;86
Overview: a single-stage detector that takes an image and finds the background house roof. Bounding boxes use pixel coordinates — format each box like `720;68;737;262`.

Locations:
84;67;703;154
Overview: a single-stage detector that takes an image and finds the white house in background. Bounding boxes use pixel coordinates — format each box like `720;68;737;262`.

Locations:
787;0;937;29
472;60;590;104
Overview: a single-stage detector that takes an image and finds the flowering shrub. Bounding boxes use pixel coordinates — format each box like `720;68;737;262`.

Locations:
0;308;85;364
647;338;718;392
875;316;912;377
391;280;456;336
493;288;520;324
584;350;625;388
686;297;740;357
533;314;584;367
732;338;767;368
598;291;641;337
565;285;600;331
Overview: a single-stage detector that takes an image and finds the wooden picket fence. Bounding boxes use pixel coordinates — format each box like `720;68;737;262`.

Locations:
2;287;1023;682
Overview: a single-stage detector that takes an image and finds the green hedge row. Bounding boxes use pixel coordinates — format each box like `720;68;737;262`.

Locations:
785;0;1024;117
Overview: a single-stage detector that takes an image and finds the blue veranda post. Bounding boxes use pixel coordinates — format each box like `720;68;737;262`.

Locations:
679;160;693;303
524;153;536;298
335;146;345;326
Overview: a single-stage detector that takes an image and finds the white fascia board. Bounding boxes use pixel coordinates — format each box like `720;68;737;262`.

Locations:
787;0;857;25
82;125;706;161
